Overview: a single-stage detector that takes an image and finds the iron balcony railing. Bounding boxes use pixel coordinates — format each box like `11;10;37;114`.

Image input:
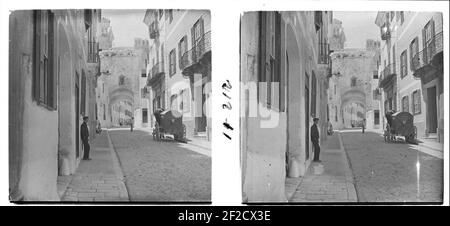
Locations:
379;63;396;88
196;31;211;57
411;31;443;71
180;31;211;70
149;21;159;39
318;43;330;64
151;62;165;78
380;23;391;41
87;41;99;63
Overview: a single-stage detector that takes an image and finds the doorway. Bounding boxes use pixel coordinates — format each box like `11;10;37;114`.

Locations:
75;73;80;159
427;86;437;133
305;73;310;161
195;82;207;133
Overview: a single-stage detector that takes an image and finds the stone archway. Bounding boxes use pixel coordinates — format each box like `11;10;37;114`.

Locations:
57;23;77;175
108;87;135;126
286;23;305;177
340;88;366;128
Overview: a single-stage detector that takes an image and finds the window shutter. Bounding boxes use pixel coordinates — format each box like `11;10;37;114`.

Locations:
48;11;55;109
417;90;421;114
191;26;196;60
422;27;427;62
430;19;436;58
431;19;435;39
184;35;188;56
404;50;408;76
33;10;41;101
406;96;409;113
178;40;182;69
392;45;396;73
200;17;204;37
409;42;413;71
414;37;419;70
161;44;164;67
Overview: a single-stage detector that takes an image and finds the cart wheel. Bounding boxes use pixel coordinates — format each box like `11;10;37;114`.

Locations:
155;125;161;141
384;128;390;142
413;126;417;141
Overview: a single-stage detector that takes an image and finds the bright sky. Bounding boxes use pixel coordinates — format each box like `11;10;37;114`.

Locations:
102;9;148;47
334;11;380;49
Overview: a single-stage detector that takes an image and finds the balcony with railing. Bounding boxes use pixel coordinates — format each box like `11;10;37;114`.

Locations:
318;43;330;64
180;31;212;76
412;32;443;81
147;62;165;87
149;21;159;39
87;41;100;63
380;23;391;41
378;63;396;89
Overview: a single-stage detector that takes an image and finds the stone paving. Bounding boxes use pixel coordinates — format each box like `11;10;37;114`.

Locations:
341;130;443;202
289;131;357;203
109;128;211;202
61;130;129;202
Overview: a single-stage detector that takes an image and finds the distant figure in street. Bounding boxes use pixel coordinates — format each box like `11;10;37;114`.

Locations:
81;116;91;160
130;117;134;132
385;110;395;131
311;117;321;162
327;119;333;135
96;119;102;134
385;110;396;140
362;119;366;133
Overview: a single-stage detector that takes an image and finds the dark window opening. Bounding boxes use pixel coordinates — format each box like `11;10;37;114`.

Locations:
142;108;148;123
33;10;56;109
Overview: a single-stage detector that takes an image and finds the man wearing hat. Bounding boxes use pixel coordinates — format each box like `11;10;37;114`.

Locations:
311;117;321;162
81;116;91;160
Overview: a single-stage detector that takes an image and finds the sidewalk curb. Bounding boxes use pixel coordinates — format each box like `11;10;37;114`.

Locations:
417;142;443;153
106;130;130;201
337;131;358;202
186;141;211;151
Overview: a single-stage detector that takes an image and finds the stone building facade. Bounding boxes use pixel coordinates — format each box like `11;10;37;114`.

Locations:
240;11;333;202
97;46;145;127
98;17;114;50
329;48;379;130
375;11;444;143
9;9;102;201
144;10;212;141
329;18;346;51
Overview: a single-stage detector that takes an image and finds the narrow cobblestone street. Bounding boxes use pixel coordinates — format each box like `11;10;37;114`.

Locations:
341;129;443;202
288;132;357;203
61;131;129;202
109;128;211;202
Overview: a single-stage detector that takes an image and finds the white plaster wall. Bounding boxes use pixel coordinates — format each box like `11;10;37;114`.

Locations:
9;10;102;200
9;11;59;200
393;12;442;137
163;10;211;138
241;11;331;202
378;12;443;137
241;12;287;202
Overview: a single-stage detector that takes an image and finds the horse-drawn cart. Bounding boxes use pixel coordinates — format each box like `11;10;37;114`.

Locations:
152;109;186;142
384;111;417;143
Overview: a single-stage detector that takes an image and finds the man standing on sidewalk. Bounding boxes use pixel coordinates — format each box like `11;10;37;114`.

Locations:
81;116;91;160
311;117;321;162
362;119;366;133
130;117;134;132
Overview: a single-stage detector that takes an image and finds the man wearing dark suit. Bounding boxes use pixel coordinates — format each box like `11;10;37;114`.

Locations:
81;116;91;160
311;117;321;162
